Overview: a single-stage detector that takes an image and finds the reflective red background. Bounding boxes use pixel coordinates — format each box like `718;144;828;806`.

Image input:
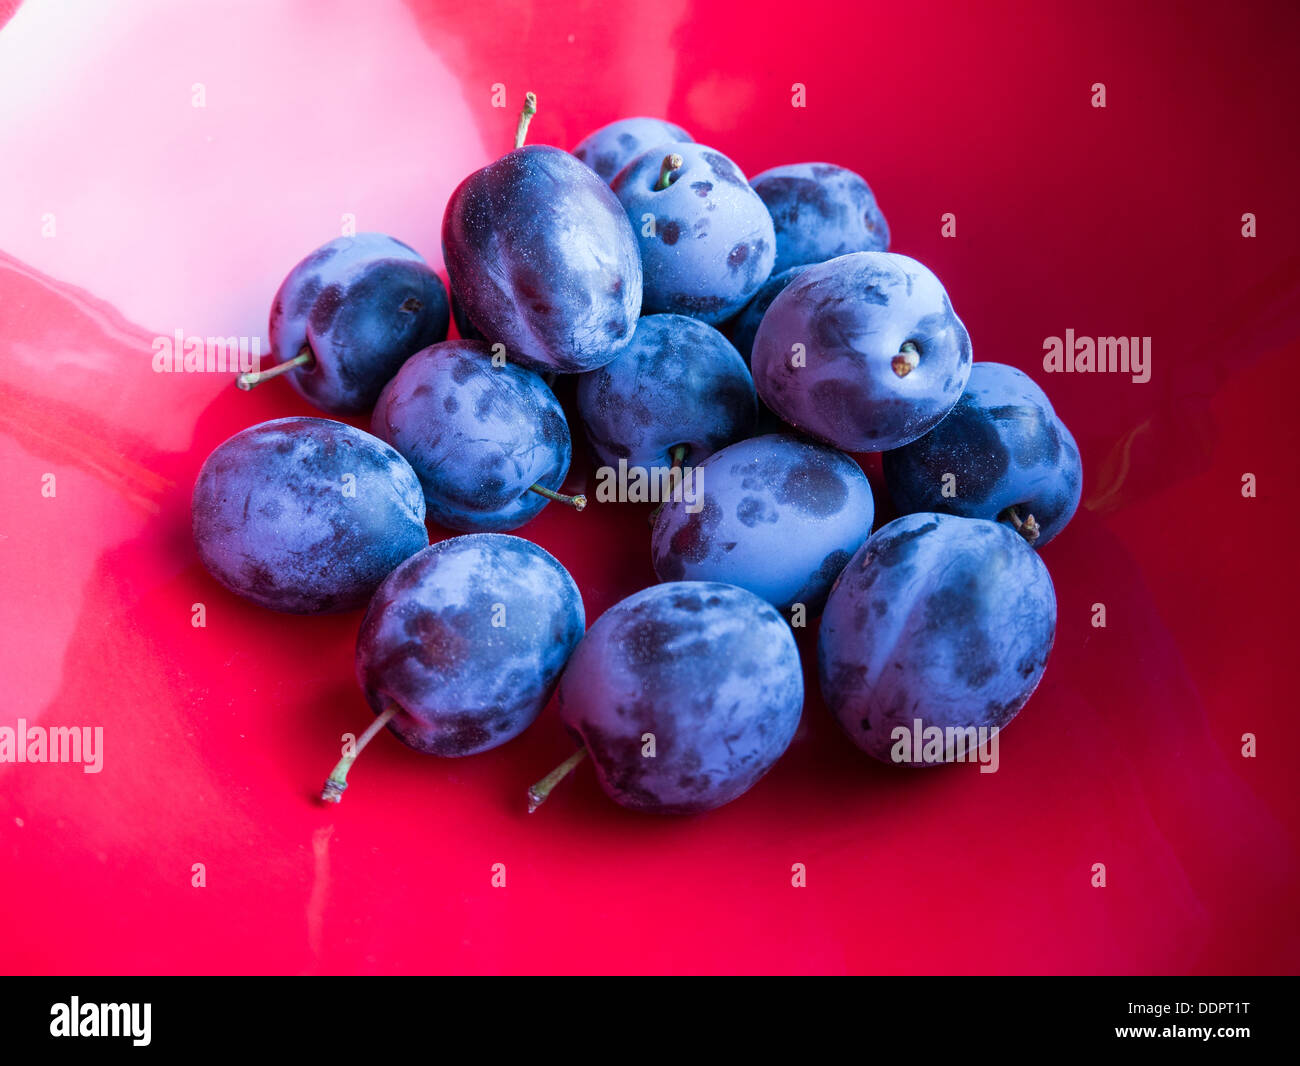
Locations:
1;0;1297;974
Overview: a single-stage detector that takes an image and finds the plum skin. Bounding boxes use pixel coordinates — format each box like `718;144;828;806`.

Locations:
818;512;1057;765
883;362;1083;545
752;251;972;452
573;116;693;184
611;141;776;325
268;233;449;414
576;313;757;469
192;417;428;614
727;265;809;366
442;144;642;373
356;534;585;757
372;340;571;533
651;434;874;614
750;162;890;273
558;581;803;814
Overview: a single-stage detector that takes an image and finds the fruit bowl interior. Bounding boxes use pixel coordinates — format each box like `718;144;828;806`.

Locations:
0;0;1297;974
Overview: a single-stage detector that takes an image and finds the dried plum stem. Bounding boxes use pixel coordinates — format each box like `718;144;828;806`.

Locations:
1003;506;1041;544
514;91;537;149
891;341;920;379
654;153;684;191
236;346;312;390
529;484;587;511
320;704;399;804
527;747;588;813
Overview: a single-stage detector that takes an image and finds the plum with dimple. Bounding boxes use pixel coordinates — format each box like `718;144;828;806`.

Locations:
750;163;890;273
751;251;972;451
576;313;756;470
371;340;573;532
355;534;585;758
573;116;693;184
651;434;873;614
191;417;428;613
442;98;641;373
264;233;449;413
883;362;1083;545
554;581;803;814
611;141;775;325
818;513;1057;765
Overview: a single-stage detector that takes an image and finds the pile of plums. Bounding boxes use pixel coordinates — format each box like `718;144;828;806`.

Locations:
192;95;1081;814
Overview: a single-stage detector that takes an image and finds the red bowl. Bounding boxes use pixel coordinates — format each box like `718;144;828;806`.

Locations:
1;0;1298;975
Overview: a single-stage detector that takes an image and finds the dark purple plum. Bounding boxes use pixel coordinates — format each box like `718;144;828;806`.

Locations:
884;362;1083;546
573;116;693;183
442;94;641;373
750;163;890;273
752;252;972;451
726;264;809;365
818;513;1056;765
531;582;803;815
610;141;775;325
246;233;449;414
651;434;873;614
575;313;756;470
372;340;582;532
192;417;428;613
321;534;585;801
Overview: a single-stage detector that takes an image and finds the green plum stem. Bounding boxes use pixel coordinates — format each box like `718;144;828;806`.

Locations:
529;484;587;511
514;91;538;149
320;704;399;804
654;153;684;191
236;346;313;390
648;444;690;526
527;747;588;813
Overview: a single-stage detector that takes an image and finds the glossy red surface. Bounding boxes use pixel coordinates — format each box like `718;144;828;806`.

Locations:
1;0;1298;975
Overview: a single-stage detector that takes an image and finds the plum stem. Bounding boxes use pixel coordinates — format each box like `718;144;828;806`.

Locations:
527;747;588;813
647;443;690;526
1003;506;1041;544
320;704;399;804
529;484;587;511
891;341;920;379
236;346;313;390
514;91;538;149
654;153;685;191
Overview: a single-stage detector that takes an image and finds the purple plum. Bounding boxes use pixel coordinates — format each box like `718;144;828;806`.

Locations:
750;163;890;273
532;581;803;814
575;313;756;470
611;141;775;325
372;340;580;533
651;434;874;614
442;94;641;373
751;252;972;451
883;362;1083;546
250;233;449;414
818;513;1056;765
192;417;428;613
573;116;694;183
321;534;585;801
